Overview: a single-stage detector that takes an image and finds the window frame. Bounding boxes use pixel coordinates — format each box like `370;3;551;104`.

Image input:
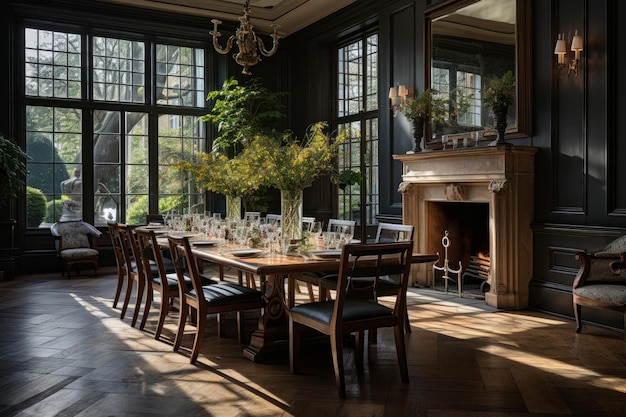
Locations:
17;18;212;229
334;30;380;229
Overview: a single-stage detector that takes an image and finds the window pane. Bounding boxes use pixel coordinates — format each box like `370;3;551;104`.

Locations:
158;114;205;213
93;111;149;226
123;112;150;224
24;28;81;99
336;34;379;226
25;105;82;226
92;36;145;103
156;44;205;107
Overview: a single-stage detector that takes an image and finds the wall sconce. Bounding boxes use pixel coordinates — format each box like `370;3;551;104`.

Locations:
389;84;408;116
554;30;584;77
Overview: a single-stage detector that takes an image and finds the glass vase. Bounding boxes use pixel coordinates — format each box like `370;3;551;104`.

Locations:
280;189;303;241
225;195;242;220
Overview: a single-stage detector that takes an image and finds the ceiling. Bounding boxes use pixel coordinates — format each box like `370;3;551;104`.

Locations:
95;0;357;37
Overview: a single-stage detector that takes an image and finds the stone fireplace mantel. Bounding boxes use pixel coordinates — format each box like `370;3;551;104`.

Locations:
394;146;537;310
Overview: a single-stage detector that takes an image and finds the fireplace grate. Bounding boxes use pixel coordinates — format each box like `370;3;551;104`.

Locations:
461;254;491;293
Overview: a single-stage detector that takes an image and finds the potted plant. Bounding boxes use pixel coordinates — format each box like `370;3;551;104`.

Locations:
0;132;29;205
0;132;29;280
177;150;264;220
202;76;285;150
401;89;449;152
482;70;516;146
198;77;286;215
240;122;347;240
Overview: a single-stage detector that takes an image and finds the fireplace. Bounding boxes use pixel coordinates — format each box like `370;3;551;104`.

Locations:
394;146;537;309
428;201;490;294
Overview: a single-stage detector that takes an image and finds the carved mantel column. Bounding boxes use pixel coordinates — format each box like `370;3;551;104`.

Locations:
393;146;537;310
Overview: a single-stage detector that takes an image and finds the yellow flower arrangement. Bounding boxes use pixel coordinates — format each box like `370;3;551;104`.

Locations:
244;122;347;192
178;122;348;201
177;150;263;198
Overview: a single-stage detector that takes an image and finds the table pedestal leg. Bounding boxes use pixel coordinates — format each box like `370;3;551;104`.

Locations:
243;274;289;362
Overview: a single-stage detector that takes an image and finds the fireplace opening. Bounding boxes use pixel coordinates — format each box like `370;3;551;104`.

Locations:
427;201;490;296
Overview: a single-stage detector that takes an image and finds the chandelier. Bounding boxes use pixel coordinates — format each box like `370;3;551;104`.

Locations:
210;0;282;75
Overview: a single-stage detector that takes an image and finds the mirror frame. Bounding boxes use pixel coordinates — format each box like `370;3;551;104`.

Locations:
424;0;532;147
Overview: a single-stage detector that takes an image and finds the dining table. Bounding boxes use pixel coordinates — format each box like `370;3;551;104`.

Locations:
188;242;439;362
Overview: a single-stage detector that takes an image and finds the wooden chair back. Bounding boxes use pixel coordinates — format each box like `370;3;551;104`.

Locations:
107;222;126;308
289;240;414;397
374;223;414;243
117;224;146;326
326;218;356;232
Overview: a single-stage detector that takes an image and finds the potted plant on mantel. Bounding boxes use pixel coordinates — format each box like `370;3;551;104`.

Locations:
0;132;29;280
401;89;448;153
482;70;516;146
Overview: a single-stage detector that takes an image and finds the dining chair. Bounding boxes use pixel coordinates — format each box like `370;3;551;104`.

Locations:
289;241;414;398
167;235;267;364
289;218;357;302
50;220;102;277
326;218;356;233
117;224;146;327
136;228;212;340
265;213;281;223
319;223;416;334
245;211;261;221
302;216;316;231
145;213;165;225
107;222;127;308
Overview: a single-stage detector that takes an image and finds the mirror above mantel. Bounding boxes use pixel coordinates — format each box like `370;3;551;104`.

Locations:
424;0;531;148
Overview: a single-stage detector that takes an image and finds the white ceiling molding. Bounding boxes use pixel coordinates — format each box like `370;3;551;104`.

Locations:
95;0;357;36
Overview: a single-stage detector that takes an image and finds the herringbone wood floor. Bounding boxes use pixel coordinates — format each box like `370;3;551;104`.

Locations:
0;267;625;416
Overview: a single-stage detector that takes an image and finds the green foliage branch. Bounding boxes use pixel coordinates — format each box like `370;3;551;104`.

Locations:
201;77;286;150
482;70;516;107
0;132;29;206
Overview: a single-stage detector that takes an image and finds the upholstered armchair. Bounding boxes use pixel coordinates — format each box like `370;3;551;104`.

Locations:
51;221;103;277
573;235;626;338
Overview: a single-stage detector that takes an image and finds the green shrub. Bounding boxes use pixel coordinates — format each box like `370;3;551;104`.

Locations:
45;199;64;223
125;195;149;225
125;194;189;225
26;186;46;227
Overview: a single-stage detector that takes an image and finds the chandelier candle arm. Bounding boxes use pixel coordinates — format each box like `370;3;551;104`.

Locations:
257;25;281;57
210;19;235;55
209;1;283;75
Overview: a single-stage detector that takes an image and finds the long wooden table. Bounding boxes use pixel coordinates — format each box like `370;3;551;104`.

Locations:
191;244;438;362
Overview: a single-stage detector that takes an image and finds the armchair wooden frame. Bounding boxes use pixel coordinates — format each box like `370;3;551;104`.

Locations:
573;251;626;339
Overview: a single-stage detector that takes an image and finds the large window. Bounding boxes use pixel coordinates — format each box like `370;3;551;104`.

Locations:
23;26;208;227
336;33;379;226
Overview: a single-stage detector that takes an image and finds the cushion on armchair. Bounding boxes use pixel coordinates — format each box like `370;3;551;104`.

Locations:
573;284;626;307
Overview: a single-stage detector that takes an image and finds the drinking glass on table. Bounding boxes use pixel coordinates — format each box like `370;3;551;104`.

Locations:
322;231;338;249
340;224;354;245
308;221;323;248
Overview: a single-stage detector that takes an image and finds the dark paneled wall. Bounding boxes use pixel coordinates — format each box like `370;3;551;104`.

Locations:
530;0;626;329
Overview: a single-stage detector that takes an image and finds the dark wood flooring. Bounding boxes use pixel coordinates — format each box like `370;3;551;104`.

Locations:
0;267;625;416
